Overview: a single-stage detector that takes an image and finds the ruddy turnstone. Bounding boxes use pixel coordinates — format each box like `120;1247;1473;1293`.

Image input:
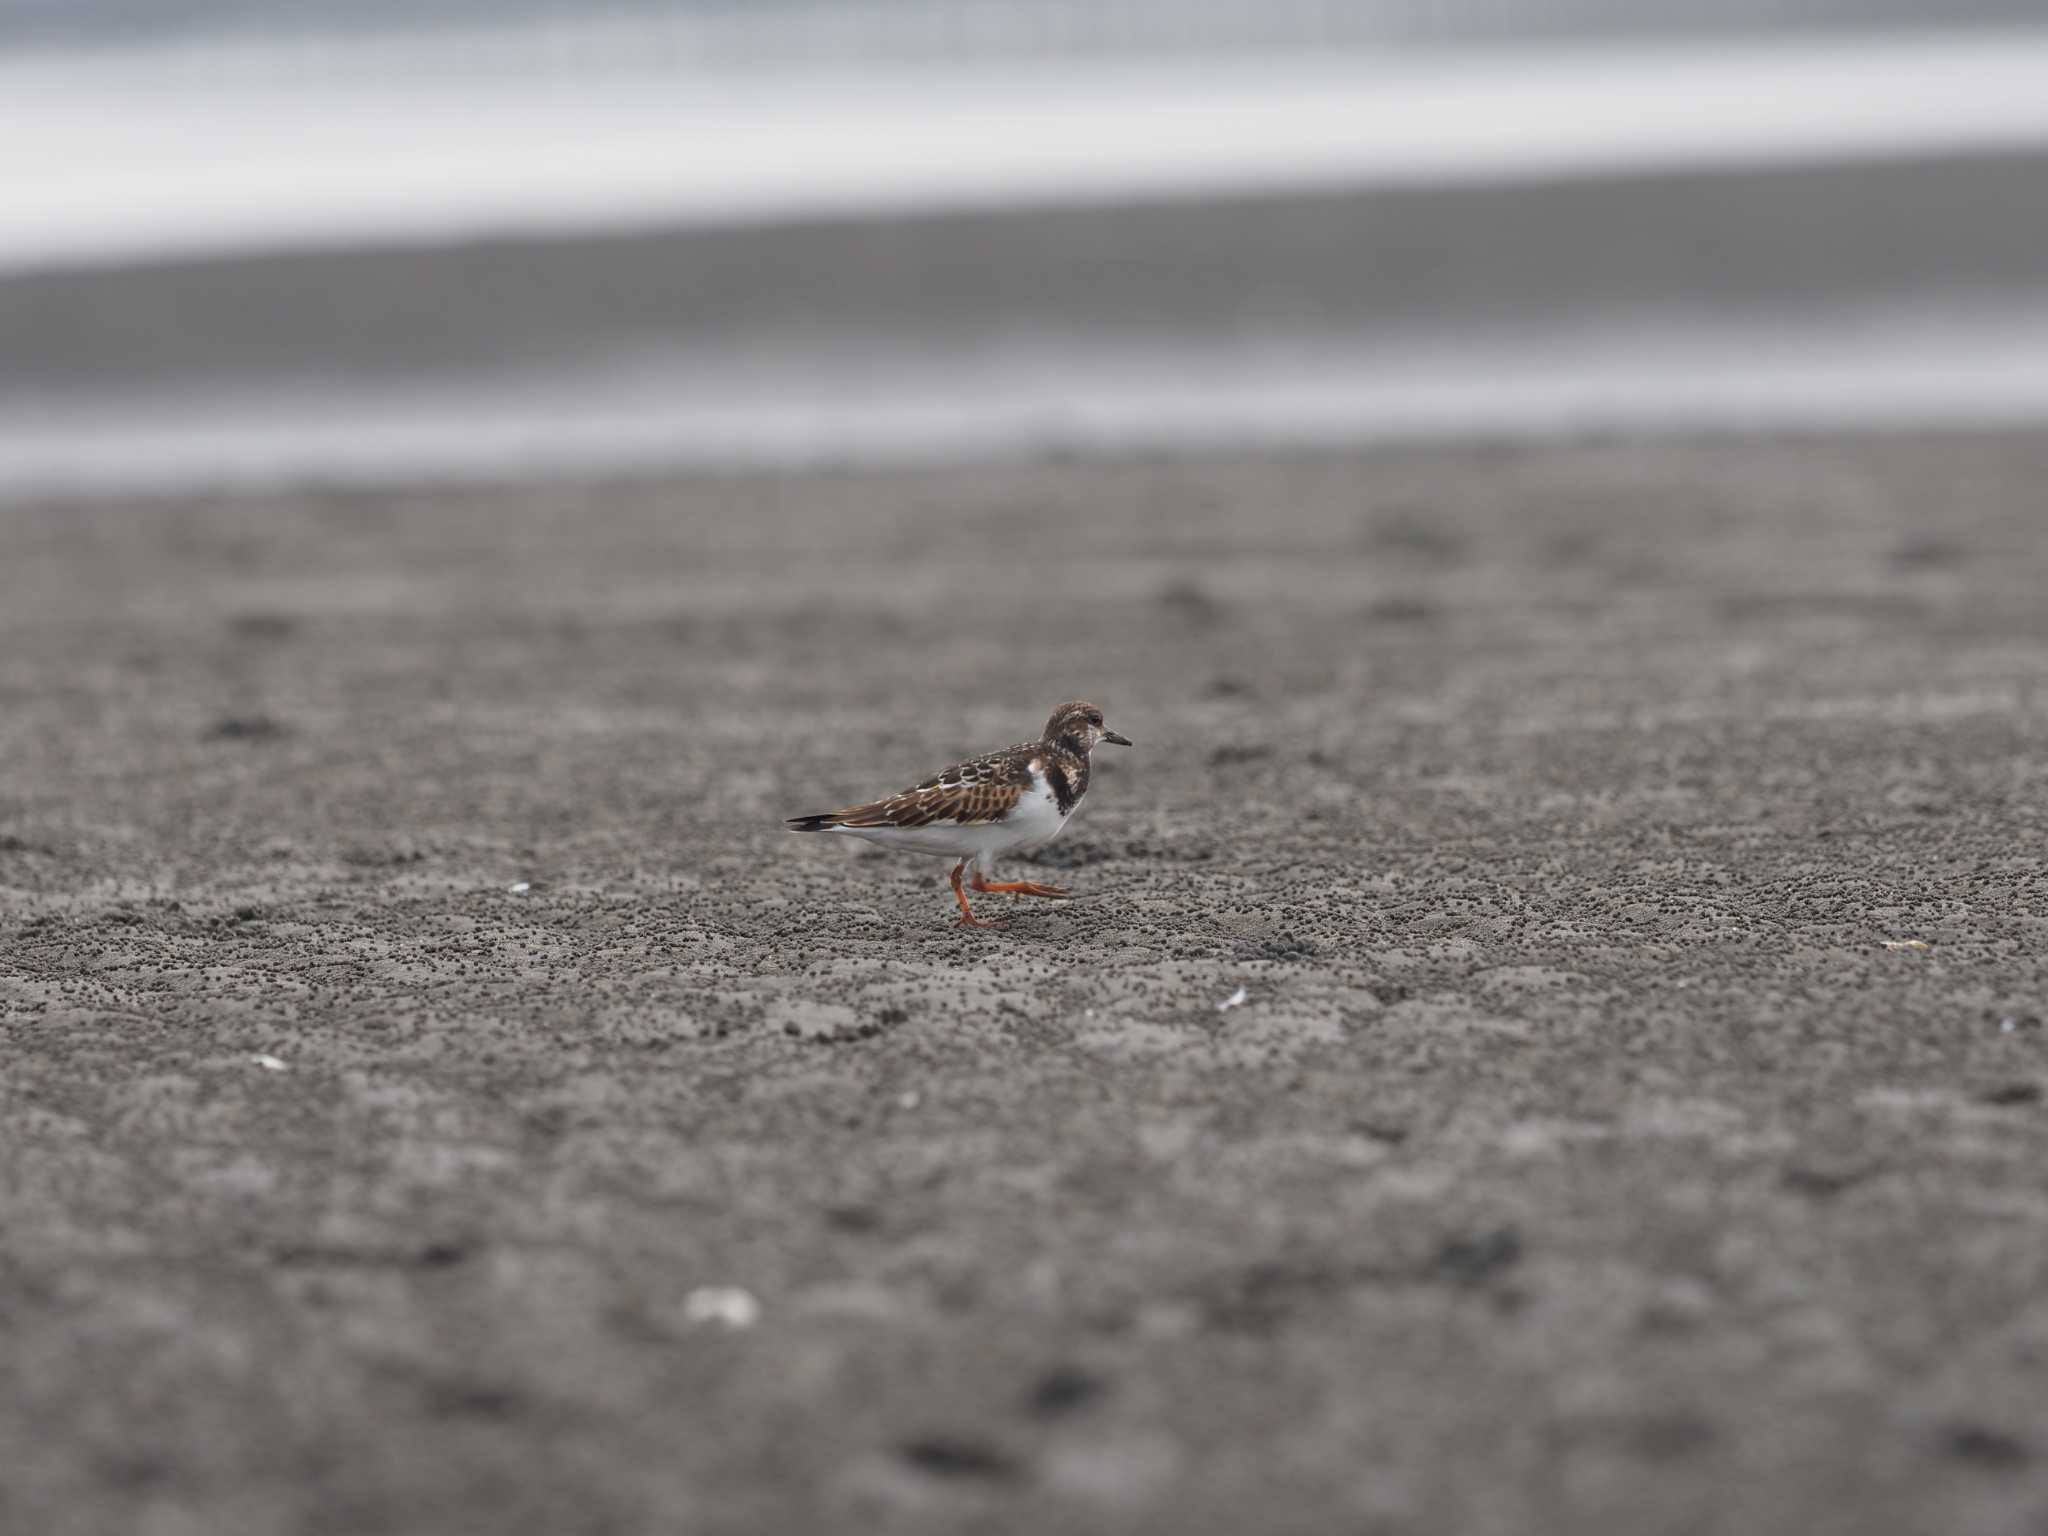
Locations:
787;700;1132;927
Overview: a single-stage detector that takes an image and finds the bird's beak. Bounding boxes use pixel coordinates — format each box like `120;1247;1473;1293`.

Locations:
1102;729;1133;746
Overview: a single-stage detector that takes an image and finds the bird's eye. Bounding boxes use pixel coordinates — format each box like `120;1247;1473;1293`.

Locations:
1087;711;1102;724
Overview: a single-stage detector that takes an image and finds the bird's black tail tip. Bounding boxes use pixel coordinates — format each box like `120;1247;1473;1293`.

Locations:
786;813;840;832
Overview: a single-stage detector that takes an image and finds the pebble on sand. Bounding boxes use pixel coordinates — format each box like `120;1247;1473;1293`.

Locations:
683;1287;761;1330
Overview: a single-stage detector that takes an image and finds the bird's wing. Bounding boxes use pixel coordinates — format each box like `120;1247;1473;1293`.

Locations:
826;743;1038;828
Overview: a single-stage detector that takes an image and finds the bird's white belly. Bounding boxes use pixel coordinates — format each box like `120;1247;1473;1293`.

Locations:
835;771;1070;867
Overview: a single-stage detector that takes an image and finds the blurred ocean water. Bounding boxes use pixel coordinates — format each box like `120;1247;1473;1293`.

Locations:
10;29;2048;272
5;3;2048;493
6;0;2040;53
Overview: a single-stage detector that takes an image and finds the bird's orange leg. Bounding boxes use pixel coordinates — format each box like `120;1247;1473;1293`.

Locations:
971;871;1072;900
950;861;1003;927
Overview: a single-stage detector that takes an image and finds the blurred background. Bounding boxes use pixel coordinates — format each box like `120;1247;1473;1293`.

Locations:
4;0;2048;495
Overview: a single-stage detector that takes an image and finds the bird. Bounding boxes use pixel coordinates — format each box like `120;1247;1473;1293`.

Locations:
787;700;1132;927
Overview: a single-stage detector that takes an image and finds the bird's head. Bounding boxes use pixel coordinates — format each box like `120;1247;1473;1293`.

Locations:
1043;700;1131;754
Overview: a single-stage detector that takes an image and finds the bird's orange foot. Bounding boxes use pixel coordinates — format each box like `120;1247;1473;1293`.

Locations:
972;876;1072;900
949;862;1006;927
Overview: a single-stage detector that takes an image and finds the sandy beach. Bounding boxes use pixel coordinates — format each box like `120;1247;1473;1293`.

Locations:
3;430;2047;1533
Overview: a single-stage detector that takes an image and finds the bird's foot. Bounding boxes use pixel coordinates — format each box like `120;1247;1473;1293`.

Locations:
972;877;1072;900
949;861;1006;926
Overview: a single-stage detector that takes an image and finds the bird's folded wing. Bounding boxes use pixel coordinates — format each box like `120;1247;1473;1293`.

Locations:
832;744;1035;828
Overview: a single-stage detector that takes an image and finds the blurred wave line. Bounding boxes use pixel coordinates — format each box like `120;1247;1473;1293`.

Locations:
10;304;2048;499
6;28;2048;271
6;0;2034;58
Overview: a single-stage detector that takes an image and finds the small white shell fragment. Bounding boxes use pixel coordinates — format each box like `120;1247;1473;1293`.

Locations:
896;1090;921;1111
1881;939;1929;952
683;1286;761;1329
1217;986;1250;1012
508;882;531;894
253;1054;288;1071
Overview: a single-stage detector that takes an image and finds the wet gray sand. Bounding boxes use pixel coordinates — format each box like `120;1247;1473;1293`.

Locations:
10;150;2048;416
4;431;2048;1534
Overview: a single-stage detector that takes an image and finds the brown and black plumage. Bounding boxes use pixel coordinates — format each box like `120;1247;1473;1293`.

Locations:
788;700;1133;926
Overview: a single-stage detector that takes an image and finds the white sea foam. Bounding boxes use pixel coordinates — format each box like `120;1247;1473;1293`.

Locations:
10;306;2048;499
4;28;2048;271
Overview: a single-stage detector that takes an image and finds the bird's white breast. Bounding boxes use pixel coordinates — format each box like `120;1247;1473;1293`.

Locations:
1004;764;1070;848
